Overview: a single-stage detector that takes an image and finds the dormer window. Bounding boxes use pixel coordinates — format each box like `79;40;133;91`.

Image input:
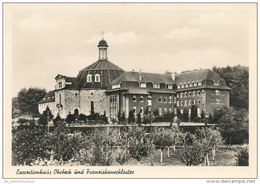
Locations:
177;84;180;89
166;84;173;89
213;80;220;86
112;84;120;89
87;74;92;83
95;74;100;82
140;83;146;88
153;84;160;89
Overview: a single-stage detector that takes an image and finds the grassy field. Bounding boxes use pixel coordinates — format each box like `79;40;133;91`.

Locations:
111;146;238;166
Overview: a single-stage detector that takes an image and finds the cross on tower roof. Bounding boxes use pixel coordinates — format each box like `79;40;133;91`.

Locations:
101;30;104;40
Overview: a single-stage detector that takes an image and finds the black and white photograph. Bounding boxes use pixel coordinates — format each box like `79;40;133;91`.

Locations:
3;2;257;180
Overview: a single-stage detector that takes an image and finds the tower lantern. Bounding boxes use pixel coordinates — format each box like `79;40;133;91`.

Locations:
98;31;108;59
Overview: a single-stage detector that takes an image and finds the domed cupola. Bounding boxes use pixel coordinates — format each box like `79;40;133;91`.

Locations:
98;39;108;59
77;39;124;89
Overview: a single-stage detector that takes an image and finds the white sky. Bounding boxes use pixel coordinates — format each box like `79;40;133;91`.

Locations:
9;3;253;97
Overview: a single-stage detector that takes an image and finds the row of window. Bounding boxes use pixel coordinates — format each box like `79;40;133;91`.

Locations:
132;106;173;116
87;74;101;83
211;98;225;104
177;90;205;98
132;95;174;104
179;108;203;115
177;99;205;107
177;81;202;89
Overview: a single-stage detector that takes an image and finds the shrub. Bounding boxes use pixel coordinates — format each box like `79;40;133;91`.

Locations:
66;113;75;123
78;113;87;121
128;110;135;124
235;147;249;166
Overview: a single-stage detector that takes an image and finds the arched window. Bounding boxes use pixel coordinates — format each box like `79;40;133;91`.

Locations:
95;74;100;82
74;109;79;116
87;74;92;83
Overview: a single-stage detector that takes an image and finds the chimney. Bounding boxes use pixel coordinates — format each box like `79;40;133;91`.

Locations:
139;69;142;81
165;71;175;81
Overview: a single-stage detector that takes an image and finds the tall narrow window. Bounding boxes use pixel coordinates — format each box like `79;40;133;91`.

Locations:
133;96;136;102
87;74;92;83
95;74;100;82
140;96;144;102
91;101;94;113
59;82;62;88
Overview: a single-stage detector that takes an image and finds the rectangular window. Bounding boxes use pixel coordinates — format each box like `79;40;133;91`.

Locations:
140;83;146;88
177;101;179;107
169;96;173;103
164;108;167;114
173;97;176;103
180;93;183;98
164;97;167;103
167;85;173;89
197;90;201;95
202;99;205;105
185;92;187;97
177;85;180;89
169;108;172;112
216;90;220;95
197;99;201;105
112;84;120;89
216;98;220;103
133;96;136;102
185;100;187;106
133;106;136;114
198;81;202;86
189;83;193;87
185;83;189;88
87;74;92;83
202;90;205;94
140;96;144;102
59;82;62;88
177;94;179;98
189;100;192;105
180;109;183;114
193;99;196;105
181;101;183;106
153;84;160;89
189;91;192;97
140;107;144;114
159;97;162;103
194;82;197;87
181;84;184;88
193;91;196;96
159;108;162;116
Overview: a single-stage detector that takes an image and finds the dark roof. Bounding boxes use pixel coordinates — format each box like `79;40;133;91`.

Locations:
111;71;175;85
38;91;55;104
65;77;79;90
98;39;108;47
176;69;231;90
77;59;124;89
176;69;224;83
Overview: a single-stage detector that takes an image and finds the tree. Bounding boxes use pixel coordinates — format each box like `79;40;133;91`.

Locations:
66;112;75;124
213;107;239;145
103;111;108;124
53;114;62;127
201;110;205;121
121;111;126;124
182;108;189;122
38;106;53;127
128;110;135;124
153;109;159;117
190;105;197;122
152;128;175;162
117;111;121;123
128;127;152;166
17;87;46;118
235;147;249;166
172;132;204;166
78;113;87;122
213;65;248;110
137;113;142;125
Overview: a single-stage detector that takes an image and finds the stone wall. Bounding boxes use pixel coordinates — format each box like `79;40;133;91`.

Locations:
79;89;107;116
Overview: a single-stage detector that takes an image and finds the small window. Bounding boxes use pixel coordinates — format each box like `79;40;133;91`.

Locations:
180;93;183;98
180;109;183;114
133;96;136;102
169;108;172;112
59;82;62;88
159;108;162;116
202;99;205;105
177;85;180;89
167;85;173;89
140;96;144;102
95;74;100;82
202;90;205;94
177;94;179;98
189;100;192;105
140;107;144;114
185;83;189;88
87;74;92;83
140;83;146;88
189;91;192;97
159;97;162;103
193;99;196;105
194;82;197;87
169;96;173;103
177;101;179;107
193;91;196;96
181;101;183;106
184;100;187;106
198;81;202;86
215;90;220;95
189;83;193;87
197;90;201;95
164;97;167;103
184;92;187;97
153;84;160;89
197;99;201;105
133;106;136;114
216;98;220;103
181;84;184;88
164;108;167;114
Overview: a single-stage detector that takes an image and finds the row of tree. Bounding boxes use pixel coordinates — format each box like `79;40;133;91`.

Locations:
12;124;226;166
